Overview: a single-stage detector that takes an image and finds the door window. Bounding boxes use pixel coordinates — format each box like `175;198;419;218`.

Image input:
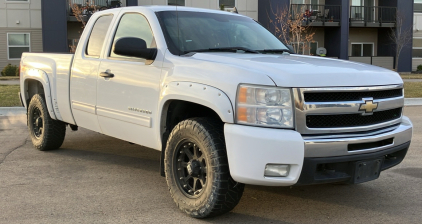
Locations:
86;15;114;57
309;42;318;55
109;13;155;59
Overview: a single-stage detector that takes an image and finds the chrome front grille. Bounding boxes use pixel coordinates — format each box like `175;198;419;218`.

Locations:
294;85;404;135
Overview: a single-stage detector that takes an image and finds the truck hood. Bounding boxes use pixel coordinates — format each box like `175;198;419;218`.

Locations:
190;53;403;87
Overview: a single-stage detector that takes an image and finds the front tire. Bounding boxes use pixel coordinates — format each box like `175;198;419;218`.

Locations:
28;94;66;151
165;118;244;218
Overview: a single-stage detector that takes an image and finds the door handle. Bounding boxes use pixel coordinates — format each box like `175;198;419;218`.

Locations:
100;71;114;78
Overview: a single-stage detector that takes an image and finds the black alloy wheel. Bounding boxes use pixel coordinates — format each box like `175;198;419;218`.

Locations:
31;107;43;139
175;141;207;198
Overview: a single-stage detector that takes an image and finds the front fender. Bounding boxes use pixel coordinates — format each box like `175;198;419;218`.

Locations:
159;82;235;124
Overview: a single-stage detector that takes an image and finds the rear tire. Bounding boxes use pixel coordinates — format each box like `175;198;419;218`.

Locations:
165;118;244;218
27;94;66;151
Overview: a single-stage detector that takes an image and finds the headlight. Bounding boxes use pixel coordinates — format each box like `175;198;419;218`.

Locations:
236;84;294;128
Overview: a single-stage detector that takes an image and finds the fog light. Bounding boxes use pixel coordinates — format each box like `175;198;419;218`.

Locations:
264;164;290;177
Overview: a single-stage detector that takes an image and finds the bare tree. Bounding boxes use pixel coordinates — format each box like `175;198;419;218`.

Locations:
267;3;315;54
390;11;412;70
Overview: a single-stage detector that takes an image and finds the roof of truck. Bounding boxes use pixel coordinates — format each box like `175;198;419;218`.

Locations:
104;5;246;17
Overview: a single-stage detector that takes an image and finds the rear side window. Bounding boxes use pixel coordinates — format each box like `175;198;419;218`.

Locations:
86;15;114;57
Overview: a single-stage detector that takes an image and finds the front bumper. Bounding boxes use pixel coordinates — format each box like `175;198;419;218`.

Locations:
224;116;413;186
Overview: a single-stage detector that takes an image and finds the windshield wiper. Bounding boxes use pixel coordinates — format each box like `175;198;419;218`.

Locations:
258;49;293;54
184;47;260;54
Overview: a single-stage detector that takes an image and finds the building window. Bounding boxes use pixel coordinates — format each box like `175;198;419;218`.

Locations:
219;0;235;9
413;38;422;57
168;0;185;6
351;43;373;56
416;0;422;12
7;33;30;60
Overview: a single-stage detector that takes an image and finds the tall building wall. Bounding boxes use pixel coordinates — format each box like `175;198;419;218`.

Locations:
0;0;42;68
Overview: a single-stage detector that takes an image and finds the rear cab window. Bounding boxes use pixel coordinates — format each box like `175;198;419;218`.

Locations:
86;15;114;57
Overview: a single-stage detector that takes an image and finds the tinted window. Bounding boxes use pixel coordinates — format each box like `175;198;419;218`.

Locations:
86;15;114;56
110;13;154;58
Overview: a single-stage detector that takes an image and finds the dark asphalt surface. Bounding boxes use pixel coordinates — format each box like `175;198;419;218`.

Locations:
0;107;421;223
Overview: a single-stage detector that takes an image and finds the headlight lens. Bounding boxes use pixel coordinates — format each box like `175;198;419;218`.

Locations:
236;85;294;128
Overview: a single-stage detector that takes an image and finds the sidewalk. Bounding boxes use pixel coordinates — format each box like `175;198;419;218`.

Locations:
2;99;422;116
0;80;19;85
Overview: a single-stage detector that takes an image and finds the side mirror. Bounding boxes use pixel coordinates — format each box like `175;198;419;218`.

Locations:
113;37;157;60
287;45;295;54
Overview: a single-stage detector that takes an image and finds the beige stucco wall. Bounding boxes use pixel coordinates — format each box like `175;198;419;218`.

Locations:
137;0;258;20
348;28;378;56
0;0;42;69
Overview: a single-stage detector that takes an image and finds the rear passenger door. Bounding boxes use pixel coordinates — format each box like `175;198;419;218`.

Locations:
70;14;114;132
96;13;162;149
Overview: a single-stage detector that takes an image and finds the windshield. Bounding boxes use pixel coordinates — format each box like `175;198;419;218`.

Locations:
156;11;288;55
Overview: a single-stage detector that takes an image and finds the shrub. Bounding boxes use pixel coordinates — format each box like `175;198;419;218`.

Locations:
417;64;422;71
1;64;19;76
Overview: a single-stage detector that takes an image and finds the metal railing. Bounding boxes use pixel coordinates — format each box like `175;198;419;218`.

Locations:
290;4;341;24
349;56;395;70
67;0;122;16
350;6;396;23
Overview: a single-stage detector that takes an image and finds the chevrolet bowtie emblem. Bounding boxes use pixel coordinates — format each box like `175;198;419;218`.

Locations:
359;99;378;114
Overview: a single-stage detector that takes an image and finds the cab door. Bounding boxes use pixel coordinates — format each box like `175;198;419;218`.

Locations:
70;14;115;133
96;13;162;149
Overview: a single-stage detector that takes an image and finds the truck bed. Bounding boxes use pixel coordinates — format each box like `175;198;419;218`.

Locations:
20;53;75;124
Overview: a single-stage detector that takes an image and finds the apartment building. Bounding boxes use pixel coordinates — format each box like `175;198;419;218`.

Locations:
261;0;413;72
414;0;422;70
0;0;42;69
5;0;414;72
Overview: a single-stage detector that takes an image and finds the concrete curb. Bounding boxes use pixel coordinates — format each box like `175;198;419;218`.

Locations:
1;99;422;116
0;107;26;116
404;98;422;106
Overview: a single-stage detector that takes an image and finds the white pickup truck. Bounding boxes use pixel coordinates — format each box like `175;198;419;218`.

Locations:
20;6;412;218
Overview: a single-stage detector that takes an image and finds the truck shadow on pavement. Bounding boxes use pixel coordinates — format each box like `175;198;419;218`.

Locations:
38;128;420;223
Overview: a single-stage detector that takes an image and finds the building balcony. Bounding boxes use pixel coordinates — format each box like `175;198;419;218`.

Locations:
290;4;341;27
350;6;396;27
67;0;122;22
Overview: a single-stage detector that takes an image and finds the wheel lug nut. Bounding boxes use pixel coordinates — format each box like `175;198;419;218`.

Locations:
178;168;181;171
178;159;181;161
183;185;187;188
188;190;193;193
179;177;183;180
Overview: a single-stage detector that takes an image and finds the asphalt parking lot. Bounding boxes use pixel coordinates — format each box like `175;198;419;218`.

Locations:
0;107;421;224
